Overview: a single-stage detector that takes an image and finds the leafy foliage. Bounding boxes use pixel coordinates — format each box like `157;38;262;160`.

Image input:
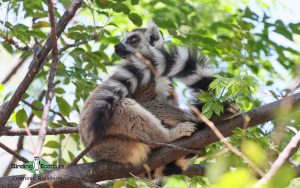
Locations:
0;0;300;187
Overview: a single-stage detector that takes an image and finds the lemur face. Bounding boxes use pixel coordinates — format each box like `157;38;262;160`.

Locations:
114;21;164;59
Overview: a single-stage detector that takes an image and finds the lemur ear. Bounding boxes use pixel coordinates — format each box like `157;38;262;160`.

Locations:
146;20;162;47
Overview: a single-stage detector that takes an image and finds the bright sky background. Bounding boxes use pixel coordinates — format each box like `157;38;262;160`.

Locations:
0;0;299;175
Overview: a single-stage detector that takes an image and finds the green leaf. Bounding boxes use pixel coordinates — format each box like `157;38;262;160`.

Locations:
42;151;58;158
128;13;143;26
2;43;13;53
0;84;4;91
113;179;126;188
16;109;28;128
289;23;300;34
32;21;50;28
54;88;65;94
44;140;60;149
31;29;48;39
112;3;130;14
209;78;220;90
211;102;224;116
202;102;214;119
31;100;43;118
56;97;71;117
68;151;75;161
198;92;213;103
274;20;293;41
242;140;267;168
131;0;139;5
243;7;258;20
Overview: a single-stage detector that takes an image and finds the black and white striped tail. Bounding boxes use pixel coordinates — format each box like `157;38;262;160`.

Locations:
141;45;215;92
88;59;155;137
152;46;215;111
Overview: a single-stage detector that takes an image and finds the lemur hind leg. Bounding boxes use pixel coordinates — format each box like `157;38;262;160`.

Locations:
139;99;195;127
89;137;150;166
106;98;197;143
86;98;197;166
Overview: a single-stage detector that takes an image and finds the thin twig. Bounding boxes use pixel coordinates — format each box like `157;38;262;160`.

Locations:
20;1;60;187
69;139;96;165
3;136;24;176
34;0;59;157
255;130;300;188
21;99;73;126
129;172;161;188
0;127;78;136
2;89;40;176
0;35;33;51
0;142;28;163
1;53;31;84
269;98;293;162
5;90;47;168
58;33;99;53
191;106;265;177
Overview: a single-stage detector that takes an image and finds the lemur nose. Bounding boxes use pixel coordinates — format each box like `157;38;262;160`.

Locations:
114;43;125;53
114;43;130;57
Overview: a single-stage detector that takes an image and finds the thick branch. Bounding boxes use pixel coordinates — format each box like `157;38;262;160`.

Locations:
0;92;299;188
0;0;82;128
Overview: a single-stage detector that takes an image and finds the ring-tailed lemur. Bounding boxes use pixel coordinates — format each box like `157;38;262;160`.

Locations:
79;21;233;176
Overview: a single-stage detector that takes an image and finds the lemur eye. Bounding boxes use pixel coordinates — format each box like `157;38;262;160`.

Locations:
127;35;138;44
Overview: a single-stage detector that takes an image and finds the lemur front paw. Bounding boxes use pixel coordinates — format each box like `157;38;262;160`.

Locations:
176;122;197;137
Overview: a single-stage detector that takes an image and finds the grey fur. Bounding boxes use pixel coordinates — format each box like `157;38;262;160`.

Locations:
79;21;216;172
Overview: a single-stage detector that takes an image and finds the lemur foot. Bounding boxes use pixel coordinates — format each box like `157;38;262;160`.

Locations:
211;100;240;123
170;122;197;139
223;100;240;119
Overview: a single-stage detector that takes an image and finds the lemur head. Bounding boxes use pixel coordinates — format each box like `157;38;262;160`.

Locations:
114;21;164;59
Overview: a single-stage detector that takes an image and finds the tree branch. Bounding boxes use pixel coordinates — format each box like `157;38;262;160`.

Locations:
19;1;62;186
34;0;59;157
0;127;78;136
1;53;31;84
191;106;265;177
0;92;299;188
255;129;300;187
2;136;24;176
0;142;28;163
58;33;99;53
21;99;73;126
0;35;33;51
0;0;82;128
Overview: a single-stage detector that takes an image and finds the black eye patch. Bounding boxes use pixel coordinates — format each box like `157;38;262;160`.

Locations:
127;35;140;44
149;34;159;46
